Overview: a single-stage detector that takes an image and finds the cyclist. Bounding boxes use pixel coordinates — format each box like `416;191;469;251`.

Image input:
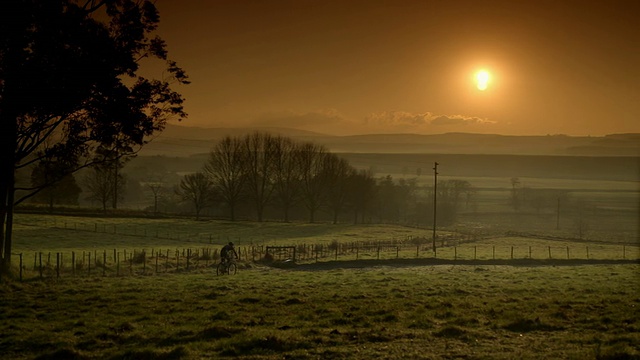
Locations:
220;242;238;265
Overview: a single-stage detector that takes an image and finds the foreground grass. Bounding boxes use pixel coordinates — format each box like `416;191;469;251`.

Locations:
1;263;639;359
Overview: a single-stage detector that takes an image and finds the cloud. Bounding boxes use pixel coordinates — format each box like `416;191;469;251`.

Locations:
364;111;495;132
253;109;346;129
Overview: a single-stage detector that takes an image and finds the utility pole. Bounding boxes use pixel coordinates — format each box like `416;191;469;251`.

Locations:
556;197;560;230
432;162;439;252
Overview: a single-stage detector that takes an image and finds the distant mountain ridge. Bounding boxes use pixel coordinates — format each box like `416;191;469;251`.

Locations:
139;124;640;157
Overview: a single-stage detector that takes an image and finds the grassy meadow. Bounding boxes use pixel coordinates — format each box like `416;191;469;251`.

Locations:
2;213;639;359
1;263;638;359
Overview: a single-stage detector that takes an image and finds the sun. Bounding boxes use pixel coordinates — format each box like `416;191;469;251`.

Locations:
475;70;491;91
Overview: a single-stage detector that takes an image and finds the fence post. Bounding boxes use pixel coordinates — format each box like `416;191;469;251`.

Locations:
529;246;532;259
396;246;399;259
187;249;190;271
88;252;91;276
474;246;477;260
566;246;570;260
56;253;60;279
143;251;147;273
116;252;120;276
548;246;552;259
492;246;495;260
454;247;457;260
511;246;514;260
586;246;589;260
166;249;169;271
72;252;75;276
39;252;43;279
623;245;626;259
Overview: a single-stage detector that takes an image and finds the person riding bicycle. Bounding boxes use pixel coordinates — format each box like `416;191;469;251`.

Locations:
220;242;238;265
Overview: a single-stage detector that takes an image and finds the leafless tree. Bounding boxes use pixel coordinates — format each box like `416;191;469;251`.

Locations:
324;155;354;224
83;165;119;211
177;172;215;220
271;136;302;222
242;132;277;221
145;177;165;216
298;143;329;223
204;136;246;221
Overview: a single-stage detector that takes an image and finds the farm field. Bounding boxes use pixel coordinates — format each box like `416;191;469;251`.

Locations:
1;263;639;359
2;213;639;359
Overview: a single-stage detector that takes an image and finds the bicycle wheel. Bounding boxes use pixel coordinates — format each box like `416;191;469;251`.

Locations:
216;263;226;276
227;263;237;275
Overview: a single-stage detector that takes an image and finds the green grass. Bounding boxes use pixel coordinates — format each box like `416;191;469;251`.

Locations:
1;264;639;359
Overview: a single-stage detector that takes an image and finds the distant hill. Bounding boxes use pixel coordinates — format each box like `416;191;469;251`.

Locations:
139;124;640;157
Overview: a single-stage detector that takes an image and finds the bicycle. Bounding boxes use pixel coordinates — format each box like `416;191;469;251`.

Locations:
216;259;237;275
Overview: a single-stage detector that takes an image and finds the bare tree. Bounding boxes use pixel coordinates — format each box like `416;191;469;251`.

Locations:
324;155;354;224
242;132;277;221
83;165;117;212
298;143;329;223
177;172;215;220
271;136;302;222
145;179;165;216
204;136;246;221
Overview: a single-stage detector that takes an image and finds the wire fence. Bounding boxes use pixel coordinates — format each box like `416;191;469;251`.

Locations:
7;241;639;281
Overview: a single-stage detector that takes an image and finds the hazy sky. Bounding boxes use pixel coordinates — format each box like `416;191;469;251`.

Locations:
151;0;639;136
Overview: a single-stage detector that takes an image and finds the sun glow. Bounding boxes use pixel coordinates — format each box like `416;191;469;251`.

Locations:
475;70;491;91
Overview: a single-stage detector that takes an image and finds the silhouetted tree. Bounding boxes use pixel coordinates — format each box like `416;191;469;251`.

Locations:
0;0;188;270
347;169;376;224
271;136;302;222
298;143;329;223
204;137;246;221
324;155;353;224
242;133;277;221
30;161;81;211
177;172;215;220
83;165;117;211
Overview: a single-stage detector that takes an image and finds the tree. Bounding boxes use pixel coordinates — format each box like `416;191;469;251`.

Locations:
145;179;165;216
204;136;246;221
242;133;276;222
271;136;301;222
83;164;116;211
30;161;81;211
177;172;215;220
347;169;375;224
298;143;329;223
323;155;354;224
1;0;188;270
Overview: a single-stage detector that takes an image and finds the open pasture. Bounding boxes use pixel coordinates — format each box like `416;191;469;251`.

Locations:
1;263;638;359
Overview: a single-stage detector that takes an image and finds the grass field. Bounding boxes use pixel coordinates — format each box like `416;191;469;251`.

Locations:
2;213;639;359
1;263;638;359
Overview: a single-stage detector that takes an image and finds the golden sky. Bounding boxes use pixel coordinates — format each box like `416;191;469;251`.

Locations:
152;0;639;136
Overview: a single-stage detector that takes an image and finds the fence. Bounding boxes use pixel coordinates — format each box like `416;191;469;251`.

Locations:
7;241;639;281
